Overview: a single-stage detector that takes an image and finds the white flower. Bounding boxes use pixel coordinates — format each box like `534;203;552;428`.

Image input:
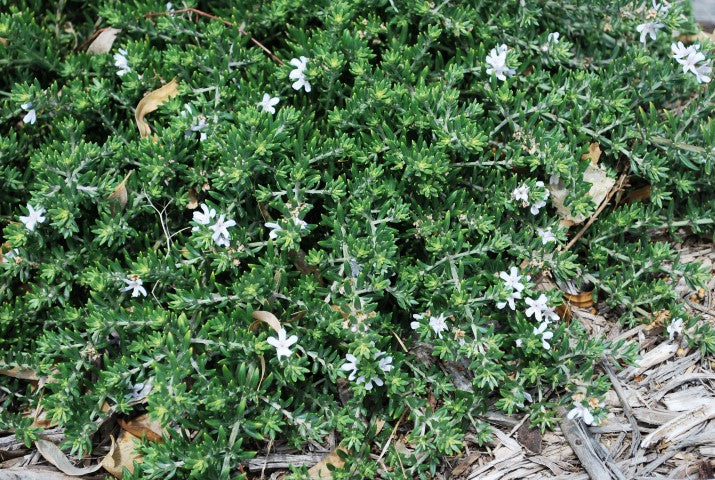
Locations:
533;321;554;349
515;338;523;347
485;44;516;81
21;102;36;125
359;375;384;390
209;214;236;247
258;93;280;114
192;203;216;230
636;22;664;45
340;354;359;381
266;328;299;360
122;275;147;297
289;56;312;92
694;61;712;84
667;318;684;340
429;314;449;339
265;222;283;240
525;294;549;322
497;290;522;310
189;117;208;141
512;184;530;203
652;0;670;14
114;48;131;76
547;32;560;44
680;50;706;75
125;380;153;401
293;217;308;231
377;352;394;373
671;42;698;61
19;204;46;231
1;248;19;264
166;2;174;12
530;199;547;215
566;402;595;425
499;266;525;292
537;227;556;244
410;313;423;330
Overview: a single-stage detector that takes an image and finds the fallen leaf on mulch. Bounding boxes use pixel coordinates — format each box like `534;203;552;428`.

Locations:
35;439;103;476
307;446;347;479
101;431;142;479
118;414;166;443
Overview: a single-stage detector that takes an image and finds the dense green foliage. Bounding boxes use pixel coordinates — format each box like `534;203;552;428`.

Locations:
1;0;713;478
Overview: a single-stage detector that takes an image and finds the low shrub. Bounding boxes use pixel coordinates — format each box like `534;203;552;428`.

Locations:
1;0;713;478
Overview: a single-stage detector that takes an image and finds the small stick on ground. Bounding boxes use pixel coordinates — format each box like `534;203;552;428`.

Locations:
144;8;284;65
601;356;642;457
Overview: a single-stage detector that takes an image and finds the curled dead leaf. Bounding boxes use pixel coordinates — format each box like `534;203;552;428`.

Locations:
117;414;166;443
101;431;142;479
135;79;180;138
108;171;133;211
0;366;40;381
35;439;103;476
86;27;121;54
250;311;283;334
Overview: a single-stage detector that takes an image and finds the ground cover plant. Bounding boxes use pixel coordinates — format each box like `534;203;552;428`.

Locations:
1;0;714;478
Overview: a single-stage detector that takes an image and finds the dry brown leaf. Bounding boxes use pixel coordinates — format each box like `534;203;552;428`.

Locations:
135;79;180;138
0;37;8;46
548;143;615;227
581;142;602;164
108;171;133;210
86;27;121;54
250;311;282;334
101;432;142;479
623;185;651;204
307;447;347;479
35;439;103;476
186;188;199;209
0;366;40;381
117;414;166;443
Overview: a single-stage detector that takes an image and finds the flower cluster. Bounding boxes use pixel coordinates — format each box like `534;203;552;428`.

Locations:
122;274;147;297
411;313;449;339
21;102;36;124
192;203;236;247
114;48;131;76
341;351;393;390
635;1;669;45
289;56;311;92
671;42;711;84
485;44;516;81
512;181;549;215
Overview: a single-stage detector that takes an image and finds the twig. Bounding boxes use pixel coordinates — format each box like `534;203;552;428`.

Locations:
564;171;629;252
144;8;284;65
376;411;406;462
601;356;642;457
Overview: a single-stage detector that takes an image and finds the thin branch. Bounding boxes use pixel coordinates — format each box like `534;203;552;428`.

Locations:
143;8;284;65
564;171;629;252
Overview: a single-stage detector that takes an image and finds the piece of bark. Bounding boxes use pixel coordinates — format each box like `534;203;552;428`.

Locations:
0;466;104;480
641;403;715;448
244;453;326;472
663;387;714;412
560;415;628;480
620;341;678;379
651;373;715;401
602;357;642;456
517;422;542;454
